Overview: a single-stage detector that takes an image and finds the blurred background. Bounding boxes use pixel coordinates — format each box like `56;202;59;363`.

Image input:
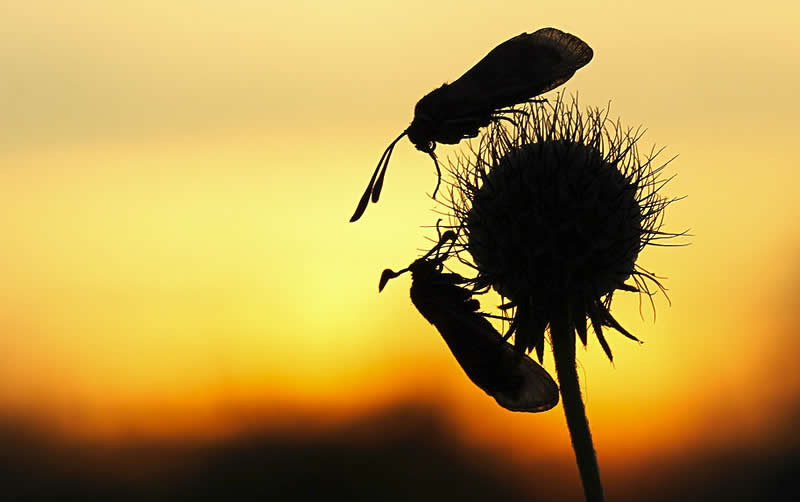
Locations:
2;1;799;500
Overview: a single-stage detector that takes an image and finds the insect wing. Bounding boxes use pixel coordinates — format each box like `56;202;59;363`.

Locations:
440;28;593;116
421;298;559;413
489;334;560;413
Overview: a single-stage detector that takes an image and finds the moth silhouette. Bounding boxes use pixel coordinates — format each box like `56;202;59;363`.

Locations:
350;27;593;222
379;231;559;412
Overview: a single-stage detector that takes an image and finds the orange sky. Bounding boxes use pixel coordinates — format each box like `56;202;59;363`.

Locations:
2;0;800;470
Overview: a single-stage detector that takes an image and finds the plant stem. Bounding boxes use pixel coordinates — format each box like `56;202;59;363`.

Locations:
551;312;605;502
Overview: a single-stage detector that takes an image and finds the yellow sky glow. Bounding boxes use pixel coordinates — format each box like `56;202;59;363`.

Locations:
2;1;800;469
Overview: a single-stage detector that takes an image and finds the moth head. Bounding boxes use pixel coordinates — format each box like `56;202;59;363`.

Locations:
406;114;437;154
378;229;456;292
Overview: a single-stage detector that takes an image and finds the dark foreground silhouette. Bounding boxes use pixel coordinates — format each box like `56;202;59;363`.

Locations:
2;402;798;501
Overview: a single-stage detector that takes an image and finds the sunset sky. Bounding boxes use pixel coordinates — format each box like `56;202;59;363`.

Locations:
2;0;800;490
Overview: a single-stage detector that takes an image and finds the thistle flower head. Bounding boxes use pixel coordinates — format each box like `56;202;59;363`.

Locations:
446;95;682;362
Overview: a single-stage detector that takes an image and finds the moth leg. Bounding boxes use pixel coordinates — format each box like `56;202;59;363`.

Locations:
492;115;521;127
502;319;518;342
495;108;529;117
471;282;492;295
479;312;513;322
428;151;442;200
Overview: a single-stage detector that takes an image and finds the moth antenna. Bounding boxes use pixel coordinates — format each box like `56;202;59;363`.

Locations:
440;230;458;260
372;130;408;203
350;130;407;222
371;143;395;203
379;267;410;292
425;229;457;264
434;218;444;241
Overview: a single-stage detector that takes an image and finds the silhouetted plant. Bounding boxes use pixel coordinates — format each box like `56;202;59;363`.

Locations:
440;94;685;502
